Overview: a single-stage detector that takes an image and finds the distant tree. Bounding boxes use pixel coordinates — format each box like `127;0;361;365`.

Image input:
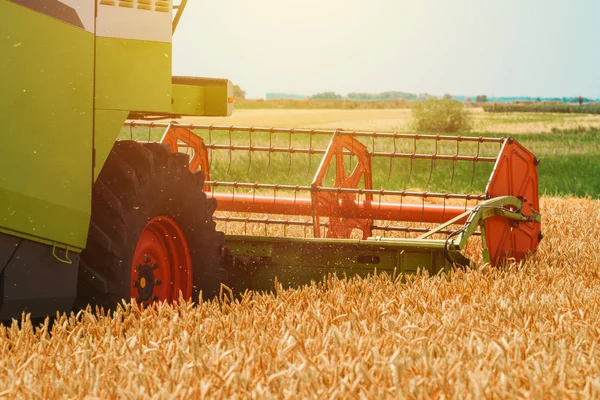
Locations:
266;93;307;100
536;97;542;102
233;84;246;100
578;96;584;106
464;96;472;103
346;91;417;100
310;91;342;100
475;95;488;103
347;92;373;100
443;93;452;100
417;93;435;101
377;91;418;100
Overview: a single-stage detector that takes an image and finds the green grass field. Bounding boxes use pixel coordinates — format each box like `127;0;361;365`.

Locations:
513;129;600;197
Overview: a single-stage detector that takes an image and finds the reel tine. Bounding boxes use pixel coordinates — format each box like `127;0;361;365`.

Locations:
376;188;384;223
247;127;253;175
407;135;418;184
252;182;257;211
307;129;314;178
231;181;237;207
371;131;375;155
451;137;460;186
470;137;482;187
291;185;299;215
386;134;397;183
265;127;273;176
442;193;449;223
397;191;405;225
287;129;293;176
226;126;233;175
426;135;439;186
208;125;214;171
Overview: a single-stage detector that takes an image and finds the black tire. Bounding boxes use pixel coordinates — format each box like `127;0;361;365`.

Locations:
77;141;226;310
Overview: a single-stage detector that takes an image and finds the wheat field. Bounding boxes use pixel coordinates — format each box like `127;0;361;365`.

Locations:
184;108;600;134
0;197;598;398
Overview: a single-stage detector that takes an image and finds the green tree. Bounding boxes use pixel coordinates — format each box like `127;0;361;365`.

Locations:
347;92;373;100
310;91;342;100
377;91;417;100
475;95;488;103
233;84;246;100
417;93;435;101
411;99;472;133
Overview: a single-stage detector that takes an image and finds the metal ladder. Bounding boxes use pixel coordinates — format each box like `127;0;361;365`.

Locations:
172;0;188;33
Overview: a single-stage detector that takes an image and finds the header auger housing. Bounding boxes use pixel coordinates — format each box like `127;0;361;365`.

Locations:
0;0;540;319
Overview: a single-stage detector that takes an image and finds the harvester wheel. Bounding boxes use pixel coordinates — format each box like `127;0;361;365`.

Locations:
77;141;226;310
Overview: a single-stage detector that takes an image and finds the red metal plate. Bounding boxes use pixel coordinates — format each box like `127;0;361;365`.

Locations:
485;139;541;266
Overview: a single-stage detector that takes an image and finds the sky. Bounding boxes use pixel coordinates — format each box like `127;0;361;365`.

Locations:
172;1;600;99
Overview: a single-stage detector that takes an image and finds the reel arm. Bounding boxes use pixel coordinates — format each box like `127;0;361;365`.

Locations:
443;196;542;267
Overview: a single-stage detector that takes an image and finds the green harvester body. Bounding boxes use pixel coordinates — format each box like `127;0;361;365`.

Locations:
1;0;231;253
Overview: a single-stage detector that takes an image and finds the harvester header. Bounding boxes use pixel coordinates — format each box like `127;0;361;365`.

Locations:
124;121;542;292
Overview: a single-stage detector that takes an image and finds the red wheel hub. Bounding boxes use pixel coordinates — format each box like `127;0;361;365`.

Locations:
131;216;192;304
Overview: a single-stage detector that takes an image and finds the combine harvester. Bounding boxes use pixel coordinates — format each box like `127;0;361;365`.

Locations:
0;0;541;319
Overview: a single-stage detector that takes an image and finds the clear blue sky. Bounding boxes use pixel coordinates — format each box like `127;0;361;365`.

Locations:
173;1;600;99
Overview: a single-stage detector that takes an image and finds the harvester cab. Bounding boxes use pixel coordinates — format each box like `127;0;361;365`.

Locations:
0;0;541;320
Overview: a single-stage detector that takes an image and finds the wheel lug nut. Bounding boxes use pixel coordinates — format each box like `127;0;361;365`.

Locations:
144;256;151;263
134;280;140;288
155;279;162;286
152;262;159;270
136;264;143;271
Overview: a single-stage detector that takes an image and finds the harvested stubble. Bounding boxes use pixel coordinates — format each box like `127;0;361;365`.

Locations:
0;197;599;398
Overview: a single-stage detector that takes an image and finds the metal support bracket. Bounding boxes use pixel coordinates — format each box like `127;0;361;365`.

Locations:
52;243;72;265
443;196;541;266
